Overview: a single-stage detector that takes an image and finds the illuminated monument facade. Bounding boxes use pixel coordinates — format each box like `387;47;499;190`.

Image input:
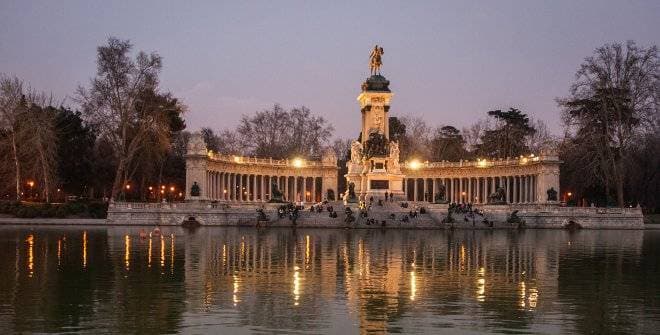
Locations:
185;46;562;205
344;72;405;201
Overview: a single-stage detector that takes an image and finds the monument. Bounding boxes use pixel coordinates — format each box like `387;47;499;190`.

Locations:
345;45;405;201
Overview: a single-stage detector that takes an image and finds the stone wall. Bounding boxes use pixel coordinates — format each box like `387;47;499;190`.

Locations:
107;201;644;229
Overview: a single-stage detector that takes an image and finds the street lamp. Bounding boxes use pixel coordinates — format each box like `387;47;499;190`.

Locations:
408;159;421;170
27;180;35;200
292;157;304;168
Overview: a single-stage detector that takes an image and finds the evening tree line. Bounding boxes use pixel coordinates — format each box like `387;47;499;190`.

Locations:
0;38;657;212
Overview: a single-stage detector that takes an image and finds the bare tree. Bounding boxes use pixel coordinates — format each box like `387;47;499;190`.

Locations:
237;104;333;159
0;75;26;200
331;138;352;161
461;119;491;153
20;91;58;203
559;41;659;207
76;37;167;201
526;119;557;153
398;115;431;160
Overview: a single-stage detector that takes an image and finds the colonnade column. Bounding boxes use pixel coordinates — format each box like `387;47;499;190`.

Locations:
413;179;418;201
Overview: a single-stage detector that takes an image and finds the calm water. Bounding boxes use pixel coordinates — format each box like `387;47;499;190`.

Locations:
0;226;658;334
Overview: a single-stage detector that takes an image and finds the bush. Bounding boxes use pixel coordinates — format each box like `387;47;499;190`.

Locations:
87;202;108;218
0;200;109;219
55;207;68;218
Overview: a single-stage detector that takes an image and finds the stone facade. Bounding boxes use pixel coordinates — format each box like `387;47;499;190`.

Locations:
345;74;561;204
106;201;644;229
185;133;339;203
401;152;561;205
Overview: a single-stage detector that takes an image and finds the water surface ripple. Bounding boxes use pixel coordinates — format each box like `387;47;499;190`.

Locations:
0;226;658;334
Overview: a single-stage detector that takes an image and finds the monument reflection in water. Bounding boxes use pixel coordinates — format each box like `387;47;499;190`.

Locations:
0;227;658;334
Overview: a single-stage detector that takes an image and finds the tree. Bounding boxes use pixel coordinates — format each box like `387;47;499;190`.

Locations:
125;90;186;200
0;75;26;200
54;107;96;197
429;126;469;161
388;116;406;142
18;95;58;203
237;104;333;159
363;132;388;158
76;37;173;201
475;108;536;158
331;138;352;195
559;41;659;207
398;115;431;160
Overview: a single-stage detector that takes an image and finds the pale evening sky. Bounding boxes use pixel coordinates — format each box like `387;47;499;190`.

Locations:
1;0;658;139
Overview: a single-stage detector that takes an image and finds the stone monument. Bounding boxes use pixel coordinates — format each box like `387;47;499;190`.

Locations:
344;45;405;201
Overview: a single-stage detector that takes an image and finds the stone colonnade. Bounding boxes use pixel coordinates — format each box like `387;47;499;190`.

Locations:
400;155;561;205
185;135;339;203
205;172;329;203
402;175;540;204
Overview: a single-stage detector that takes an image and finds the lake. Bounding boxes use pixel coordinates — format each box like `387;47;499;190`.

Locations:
0;226;658;334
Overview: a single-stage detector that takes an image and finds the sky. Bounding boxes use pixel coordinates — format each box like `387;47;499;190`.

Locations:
1;0;658;139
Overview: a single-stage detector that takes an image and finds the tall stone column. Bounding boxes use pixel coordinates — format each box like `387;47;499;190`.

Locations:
528;175;532;203
513;176;518;204
312;177;317;202
468;178;473;203
522;175;527;203
241;174;245;201
303;177;308;202
413;179;418;201
476;178;481;204
491;177;495;200
459;178;463;203
225;173;230;200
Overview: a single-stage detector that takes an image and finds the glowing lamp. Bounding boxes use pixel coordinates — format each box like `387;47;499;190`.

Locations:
292;158;305;168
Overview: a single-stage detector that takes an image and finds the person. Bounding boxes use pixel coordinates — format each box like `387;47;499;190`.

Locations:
384;191;389;200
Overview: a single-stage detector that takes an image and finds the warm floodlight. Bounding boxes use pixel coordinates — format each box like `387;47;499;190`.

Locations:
292;158;305;168
408;159;421;170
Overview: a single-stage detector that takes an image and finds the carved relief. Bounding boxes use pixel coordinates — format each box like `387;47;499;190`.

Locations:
350;140;363;163
187;132;207;156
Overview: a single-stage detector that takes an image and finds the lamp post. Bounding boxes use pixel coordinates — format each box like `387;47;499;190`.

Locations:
27;181;35;201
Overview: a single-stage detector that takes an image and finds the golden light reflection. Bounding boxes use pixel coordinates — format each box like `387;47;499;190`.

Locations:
57;238;62;266
233;274;240;306
27;234;34;277
410;263;417;301
529;288;539;308
124;235;130;271
305;235;310;265
160;235;165;268
148;236;152;268
459;244;466;271
170;234;175;273
293;265;301;306
477;267;486;302
82;231;88;268
518;281;539;309
222;244;227;267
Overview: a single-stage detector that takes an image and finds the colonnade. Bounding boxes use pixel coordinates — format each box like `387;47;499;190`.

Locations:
205;171;325;203
402;175;538;204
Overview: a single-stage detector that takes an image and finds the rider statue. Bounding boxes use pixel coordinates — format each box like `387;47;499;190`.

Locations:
369;45;384;75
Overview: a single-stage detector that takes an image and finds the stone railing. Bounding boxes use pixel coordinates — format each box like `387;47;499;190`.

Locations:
403;155;557;170
207;153;333;168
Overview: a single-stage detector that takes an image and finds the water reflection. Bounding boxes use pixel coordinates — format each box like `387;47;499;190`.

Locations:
0;227;658;334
